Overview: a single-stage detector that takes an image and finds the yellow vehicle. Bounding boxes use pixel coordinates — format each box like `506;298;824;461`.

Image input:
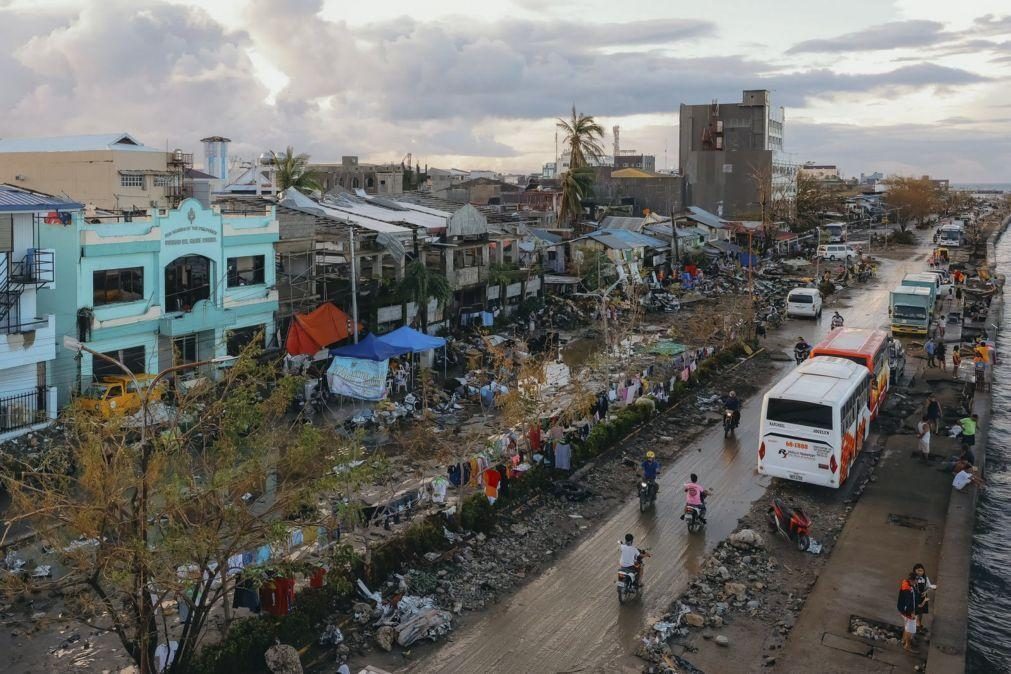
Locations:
79;374;164;417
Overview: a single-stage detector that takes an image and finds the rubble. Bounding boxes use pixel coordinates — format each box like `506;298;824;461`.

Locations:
264;643;303;674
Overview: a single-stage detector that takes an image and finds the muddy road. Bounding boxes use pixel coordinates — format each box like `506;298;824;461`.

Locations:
405;249;926;674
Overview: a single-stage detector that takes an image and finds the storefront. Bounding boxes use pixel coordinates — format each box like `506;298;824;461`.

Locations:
40;198;279;403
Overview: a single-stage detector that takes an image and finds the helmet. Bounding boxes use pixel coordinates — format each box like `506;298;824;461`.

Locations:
646;451;656;459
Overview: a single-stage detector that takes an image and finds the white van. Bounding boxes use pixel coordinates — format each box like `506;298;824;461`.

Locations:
817;244;859;261
758;356;872;488
786;288;822;319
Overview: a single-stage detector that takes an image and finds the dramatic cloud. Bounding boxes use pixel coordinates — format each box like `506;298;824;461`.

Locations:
787;21;949;53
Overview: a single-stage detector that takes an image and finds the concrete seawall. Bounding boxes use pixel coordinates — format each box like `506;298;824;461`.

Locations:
927;214;1009;673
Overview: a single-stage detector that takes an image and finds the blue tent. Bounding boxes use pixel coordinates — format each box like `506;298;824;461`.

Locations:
377;326;447;354
329;333;411;361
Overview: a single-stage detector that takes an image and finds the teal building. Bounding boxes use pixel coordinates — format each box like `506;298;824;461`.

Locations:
39;198;279;402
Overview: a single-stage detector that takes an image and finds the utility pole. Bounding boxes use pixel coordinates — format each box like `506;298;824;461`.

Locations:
669;208;681;278
349;226;359;343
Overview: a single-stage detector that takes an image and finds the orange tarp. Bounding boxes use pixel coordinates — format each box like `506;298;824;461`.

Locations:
285;303;356;356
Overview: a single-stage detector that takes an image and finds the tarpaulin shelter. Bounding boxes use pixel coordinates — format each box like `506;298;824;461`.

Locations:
376;326;447;353
329;333;411;361
285;303;357;356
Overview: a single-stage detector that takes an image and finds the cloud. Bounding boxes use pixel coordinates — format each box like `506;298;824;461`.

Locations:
787;20;949;53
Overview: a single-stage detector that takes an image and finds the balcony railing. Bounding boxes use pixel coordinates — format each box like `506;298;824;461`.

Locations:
0;386;50;434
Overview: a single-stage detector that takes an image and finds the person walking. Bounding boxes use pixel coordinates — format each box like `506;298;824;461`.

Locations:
898;573;919;653
912;564;936;633
925;338;937;367
924;393;942;434
935;339;947;372
916;415;932;462
951;344;962;379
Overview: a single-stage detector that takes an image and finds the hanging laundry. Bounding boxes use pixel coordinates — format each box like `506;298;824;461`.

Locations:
555;443;572;471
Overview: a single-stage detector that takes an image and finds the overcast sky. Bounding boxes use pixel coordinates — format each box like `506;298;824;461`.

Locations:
2;0;1010;181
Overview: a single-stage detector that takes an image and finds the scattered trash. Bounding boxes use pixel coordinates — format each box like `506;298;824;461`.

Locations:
805;539;824;555
318;625;344;647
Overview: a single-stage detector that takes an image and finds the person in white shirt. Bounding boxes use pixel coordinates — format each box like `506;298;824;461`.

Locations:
953;466;985;491
619;533;641;570
916;415;931;461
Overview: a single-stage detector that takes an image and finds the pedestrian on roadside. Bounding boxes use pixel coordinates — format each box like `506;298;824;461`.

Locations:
958;413;979;450
951;345;962;379
912;564;936;633
953;465;986;492
916;415;932;461
935;339;947;372
955;286;963;302
924;394;942;434
897;573;919;653
925;338;937;367
938;444;976;474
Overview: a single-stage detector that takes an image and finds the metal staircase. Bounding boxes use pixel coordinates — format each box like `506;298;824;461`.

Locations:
0;250;54;333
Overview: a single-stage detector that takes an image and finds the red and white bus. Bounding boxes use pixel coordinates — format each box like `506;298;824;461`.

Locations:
809;327;889;419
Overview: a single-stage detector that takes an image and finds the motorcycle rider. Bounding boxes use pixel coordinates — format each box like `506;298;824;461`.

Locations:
794;336;811;362
722;390;741;427
680;473;708;523
619;533;648;587
641;451;661;498
831;311;844;328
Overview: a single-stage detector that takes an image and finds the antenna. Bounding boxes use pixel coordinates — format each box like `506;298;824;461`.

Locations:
612;125;620;158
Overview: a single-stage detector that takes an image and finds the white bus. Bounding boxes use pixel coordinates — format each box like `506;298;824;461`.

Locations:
757;356;871;488
937;222;964;248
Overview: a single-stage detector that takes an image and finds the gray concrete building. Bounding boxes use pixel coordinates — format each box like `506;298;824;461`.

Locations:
312;156;404;196
679;89;796;219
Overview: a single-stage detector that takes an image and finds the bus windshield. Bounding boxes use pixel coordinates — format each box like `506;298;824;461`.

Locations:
766;398;833;430
893;305;926;320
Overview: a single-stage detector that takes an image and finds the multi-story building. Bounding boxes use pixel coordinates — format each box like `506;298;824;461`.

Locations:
0;185;80;440
798;163;841;181
39;198;278;403
0;133;192;211
312;156;405;196
679;90;797;218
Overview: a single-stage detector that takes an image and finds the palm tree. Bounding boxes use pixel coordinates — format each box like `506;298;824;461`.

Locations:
556;106;604;231
271;146;321;193
398;260;452;332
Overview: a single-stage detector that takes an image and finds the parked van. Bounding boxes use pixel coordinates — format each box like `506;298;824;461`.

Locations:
816;244;859;261
79;374;164;417
786;288;823;319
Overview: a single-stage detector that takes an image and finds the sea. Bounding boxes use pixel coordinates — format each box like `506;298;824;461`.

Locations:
967;222;1011;672
952;183;1011;193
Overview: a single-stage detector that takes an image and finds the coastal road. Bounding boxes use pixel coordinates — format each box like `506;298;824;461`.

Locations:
406;248;929;674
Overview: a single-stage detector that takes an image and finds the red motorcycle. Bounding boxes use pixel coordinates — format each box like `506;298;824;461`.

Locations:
767;498;812;551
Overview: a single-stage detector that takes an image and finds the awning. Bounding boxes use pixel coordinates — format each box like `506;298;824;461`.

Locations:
285;303;356;356
329;333;411;361
376;326;447;353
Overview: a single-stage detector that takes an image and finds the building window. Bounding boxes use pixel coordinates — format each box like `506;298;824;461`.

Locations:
227;255;266;287
93;267;144;306
227;325;262;356
120;174;144;188
154;175;176;188
173;334;198;365
92;345;146;378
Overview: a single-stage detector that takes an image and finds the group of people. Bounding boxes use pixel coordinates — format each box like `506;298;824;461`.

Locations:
897;563;937;653
916;396;986;492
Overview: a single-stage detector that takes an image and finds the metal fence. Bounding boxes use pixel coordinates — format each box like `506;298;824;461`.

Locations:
0;386;49;434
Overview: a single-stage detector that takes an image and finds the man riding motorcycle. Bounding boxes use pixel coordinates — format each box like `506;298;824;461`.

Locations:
794;337;811;363
680;473;708;523
641;451;660;496
619;533;649;588
722;390;741;427
831;311;844;329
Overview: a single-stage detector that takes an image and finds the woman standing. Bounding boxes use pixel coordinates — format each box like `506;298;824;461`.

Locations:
912;563;937;633
897;572;920;653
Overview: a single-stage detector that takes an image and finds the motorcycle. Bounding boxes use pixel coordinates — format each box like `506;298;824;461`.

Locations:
616;549;649;603
794;345;811;364
767;498;812;551
831;314;844;329
723;409;740;437
684;502;706;533
638;479;658;512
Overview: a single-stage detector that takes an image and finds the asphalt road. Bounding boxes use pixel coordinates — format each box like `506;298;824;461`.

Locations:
407;249;927;674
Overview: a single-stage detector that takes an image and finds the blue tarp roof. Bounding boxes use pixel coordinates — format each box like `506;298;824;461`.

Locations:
329;333;411;361
377;326;447;353
587;228;667;249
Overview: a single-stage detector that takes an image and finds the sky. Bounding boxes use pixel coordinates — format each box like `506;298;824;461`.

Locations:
1;0;1010;181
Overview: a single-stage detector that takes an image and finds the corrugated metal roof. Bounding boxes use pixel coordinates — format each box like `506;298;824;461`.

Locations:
686;206;728;230
529;228;563;244
0;133;163;153
599;216;644;231
584;229;666;250
0;184;82;212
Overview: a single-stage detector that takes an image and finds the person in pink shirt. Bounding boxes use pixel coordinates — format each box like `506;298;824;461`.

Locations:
682;474;708;523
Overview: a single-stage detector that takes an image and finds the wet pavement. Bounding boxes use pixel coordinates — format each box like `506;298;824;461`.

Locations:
405;249;928;674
